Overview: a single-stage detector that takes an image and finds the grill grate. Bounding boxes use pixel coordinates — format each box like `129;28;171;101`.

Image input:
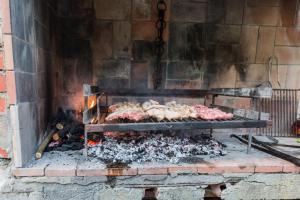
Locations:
254;89;299;137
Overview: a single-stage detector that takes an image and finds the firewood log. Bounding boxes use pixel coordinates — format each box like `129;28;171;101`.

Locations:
35;130;57;159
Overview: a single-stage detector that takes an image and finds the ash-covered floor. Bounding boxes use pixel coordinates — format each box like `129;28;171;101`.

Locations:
25;130;294;170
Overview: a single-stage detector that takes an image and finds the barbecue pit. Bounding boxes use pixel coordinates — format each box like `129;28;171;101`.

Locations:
83;84;271;158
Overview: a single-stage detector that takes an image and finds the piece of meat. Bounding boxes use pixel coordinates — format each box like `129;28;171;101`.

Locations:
193;105;233;120
105;108;148;122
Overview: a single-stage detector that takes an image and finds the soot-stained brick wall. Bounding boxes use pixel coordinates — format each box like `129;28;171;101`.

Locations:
52;0;300;111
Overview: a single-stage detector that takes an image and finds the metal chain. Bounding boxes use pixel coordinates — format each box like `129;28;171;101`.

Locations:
153;0;167;89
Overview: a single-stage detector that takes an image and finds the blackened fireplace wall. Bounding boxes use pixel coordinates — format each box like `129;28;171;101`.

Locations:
5;0;300;166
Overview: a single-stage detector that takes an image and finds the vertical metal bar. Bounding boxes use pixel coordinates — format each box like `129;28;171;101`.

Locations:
247;128;253;154
289;90;293;137
84;128;88;159
274;90;278;137
283;90;287;136
292;90;297;136
279;90;283;136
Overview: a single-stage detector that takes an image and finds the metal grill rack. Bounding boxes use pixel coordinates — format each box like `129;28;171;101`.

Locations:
83;85;271;157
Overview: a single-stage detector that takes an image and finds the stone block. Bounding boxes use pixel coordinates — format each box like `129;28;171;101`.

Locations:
11;103;38;167
23;0;35;44
225;0;244;24
0;115;9;157
207;24;241;44
132;0;152;20
275;46;300;65
91;21;113;59
132;40;154;61
283;65;300;89
132;21;156;41
171;0;206;22
278;0;297;26
113;21;131;59
35;20;50;50
168;22;205;60
276;27;300;46
236;64;268;87
57;17;94;40
56;0;94;17
131;61;149;89
167;61;203;80
208;64;237;88
206;0;226;23
96;188;144;200
247;0;280;6
10;0;26;40
94;0;131;20
97;78;130;89
157;186;205;200
238;26;259;63
12;37;36;73
256;26;276;63
94;59;130;79
244;5;279;26
15;72;36;103
166;80;203;89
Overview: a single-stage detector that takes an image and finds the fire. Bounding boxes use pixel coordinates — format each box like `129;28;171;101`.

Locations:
88;96;97;109
88;140;101;146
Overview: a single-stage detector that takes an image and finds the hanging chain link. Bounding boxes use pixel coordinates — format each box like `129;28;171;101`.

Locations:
153;0;167;89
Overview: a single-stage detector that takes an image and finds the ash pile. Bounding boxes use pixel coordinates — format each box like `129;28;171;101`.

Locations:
88;132;227;164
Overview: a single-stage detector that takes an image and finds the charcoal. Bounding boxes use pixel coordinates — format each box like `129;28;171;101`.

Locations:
88;133;226;164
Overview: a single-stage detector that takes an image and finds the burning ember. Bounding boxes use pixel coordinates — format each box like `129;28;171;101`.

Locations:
88;132;227;164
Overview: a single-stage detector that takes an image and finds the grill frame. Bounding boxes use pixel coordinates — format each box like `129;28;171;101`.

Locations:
83;85;271;157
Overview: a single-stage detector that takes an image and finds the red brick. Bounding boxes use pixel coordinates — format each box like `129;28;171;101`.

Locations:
253;158;284;173
0;0;12;33
198;161;255;174
13;167;45;177
106;168;138;176
0;147;8;158
77;168;107;176
77;166;138;176
0;74;6;92
138;167;168;175
3;35;14;70
0;53;4;69
168;165;198;174
0;97;6;113
6;71;16;104
45;165;76;177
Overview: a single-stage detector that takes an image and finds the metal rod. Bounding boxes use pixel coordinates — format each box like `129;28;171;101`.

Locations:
247;128;253;154
84;128;88;158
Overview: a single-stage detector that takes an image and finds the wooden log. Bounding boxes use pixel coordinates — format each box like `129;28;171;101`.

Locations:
35;130;56;159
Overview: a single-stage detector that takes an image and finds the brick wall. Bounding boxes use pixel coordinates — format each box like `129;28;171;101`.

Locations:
52;0;300;111
5;0;60;166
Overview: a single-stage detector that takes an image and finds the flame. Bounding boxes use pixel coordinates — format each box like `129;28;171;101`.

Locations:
88;140;101;146
88;96;97;109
